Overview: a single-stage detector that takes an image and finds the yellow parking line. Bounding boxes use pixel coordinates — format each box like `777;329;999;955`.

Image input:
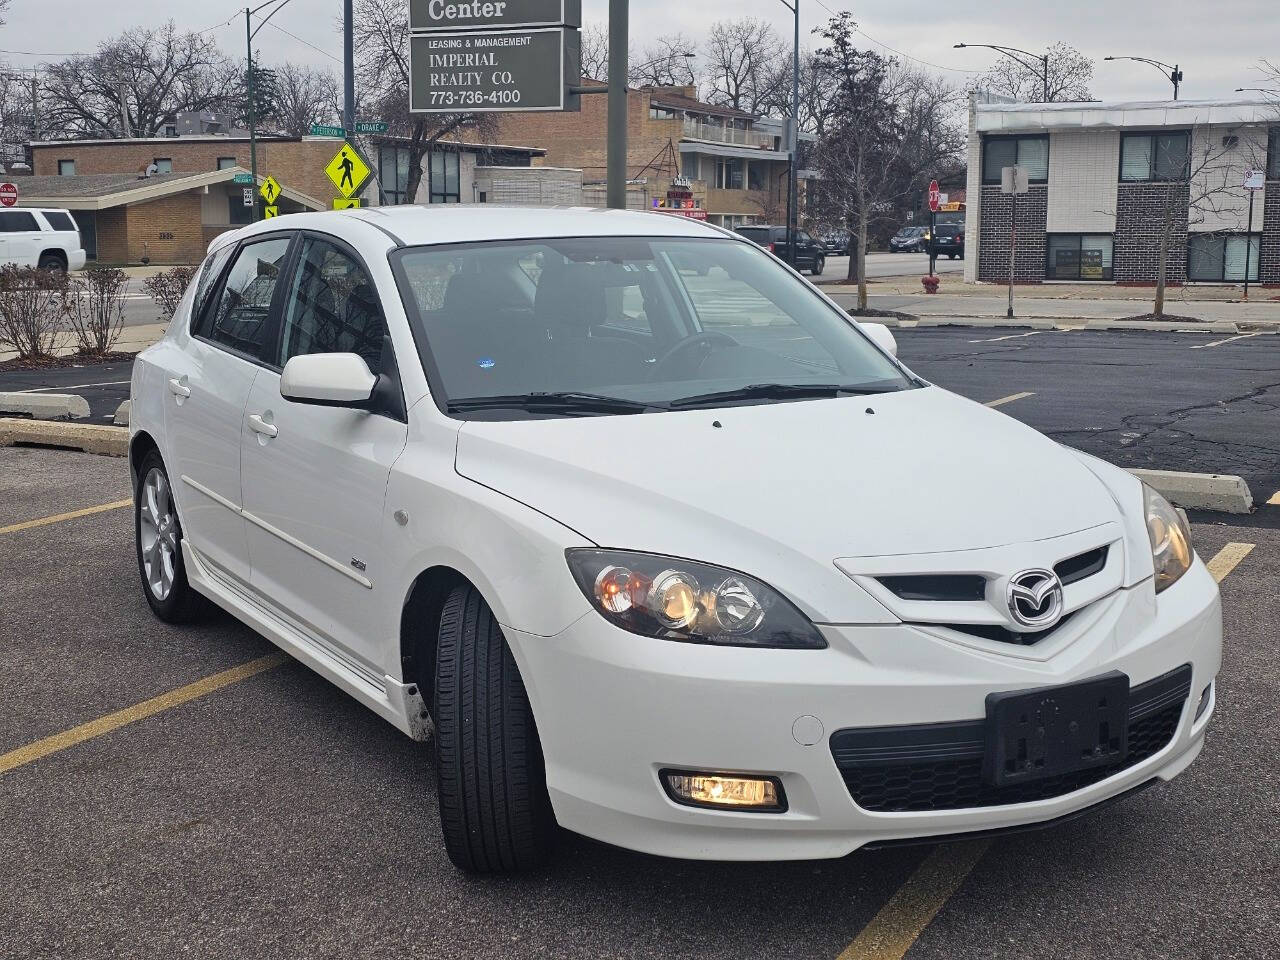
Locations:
837;841;991;960
985;392;1035;408
0;653;287;776
0;499;132;536
1206;542;1255;583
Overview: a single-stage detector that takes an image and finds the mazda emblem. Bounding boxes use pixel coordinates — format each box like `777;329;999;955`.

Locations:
1006;569;1065;630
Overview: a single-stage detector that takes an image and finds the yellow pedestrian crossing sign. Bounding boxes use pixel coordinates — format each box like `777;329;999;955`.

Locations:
263;206;279;219
325;142;370;199
259;175;281;205
334;197;362;210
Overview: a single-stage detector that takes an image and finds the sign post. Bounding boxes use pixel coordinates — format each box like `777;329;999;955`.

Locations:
1000;165;1029;319
927;179;940;277
1242;168;1265;300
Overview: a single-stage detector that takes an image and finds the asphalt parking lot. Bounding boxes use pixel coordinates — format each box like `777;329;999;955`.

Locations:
2;444;1277;959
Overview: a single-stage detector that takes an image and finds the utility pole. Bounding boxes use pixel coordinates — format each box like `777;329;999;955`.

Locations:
1007;191;1017;318
343;0;355;137
1243;187;1256;301
606;0;628;209
788;0;799;266
119;82;131;138
246;7;258;221
29;75;39;143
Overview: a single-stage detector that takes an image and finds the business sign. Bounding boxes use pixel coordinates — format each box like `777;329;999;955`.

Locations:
410;0;580;32
0;182;18;207
410;27;580;113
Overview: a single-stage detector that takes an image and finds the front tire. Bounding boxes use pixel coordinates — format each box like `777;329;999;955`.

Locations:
434;583;556;873
135;451;208;623
812;256;825;277
38;253;67;276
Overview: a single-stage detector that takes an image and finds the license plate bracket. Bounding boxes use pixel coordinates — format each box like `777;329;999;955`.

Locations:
984;672;1129;788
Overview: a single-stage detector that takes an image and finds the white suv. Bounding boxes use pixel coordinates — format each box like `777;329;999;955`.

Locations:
0;207;87;272
128;207;1222;873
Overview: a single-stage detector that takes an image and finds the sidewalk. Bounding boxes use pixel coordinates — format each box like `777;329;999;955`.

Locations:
0;323;168;364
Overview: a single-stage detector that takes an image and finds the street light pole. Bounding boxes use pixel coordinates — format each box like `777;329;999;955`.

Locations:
777;0;799;266
955;43;1052;102
244;0;299;222
606;0;629;209
343;0;355;136
1104;56;1183;100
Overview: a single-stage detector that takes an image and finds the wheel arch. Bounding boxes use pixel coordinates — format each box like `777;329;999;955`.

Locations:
400;565;472;709
38;248;68;267
129;430;160;491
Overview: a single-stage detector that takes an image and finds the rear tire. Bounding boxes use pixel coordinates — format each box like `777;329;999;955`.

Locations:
812;256;825;277
434;583;556;873
135;450;209;623
38;253;67;275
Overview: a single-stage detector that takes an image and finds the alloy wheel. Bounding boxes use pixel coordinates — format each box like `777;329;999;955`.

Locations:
139;467;178;601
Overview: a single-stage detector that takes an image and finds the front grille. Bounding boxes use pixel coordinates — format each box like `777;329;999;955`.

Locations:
831;664;1191;813
1056;545;1110;585
937;612;1075;647
878;574;986;602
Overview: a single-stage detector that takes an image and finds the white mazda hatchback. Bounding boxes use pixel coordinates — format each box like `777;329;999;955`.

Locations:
130;207;1221;873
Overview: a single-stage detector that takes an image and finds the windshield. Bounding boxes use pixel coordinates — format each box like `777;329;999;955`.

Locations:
393;236;911;419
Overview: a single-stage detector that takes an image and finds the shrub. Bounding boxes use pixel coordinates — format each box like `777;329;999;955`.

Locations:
64;267;128;356
142;266;198;322
0;265;66;360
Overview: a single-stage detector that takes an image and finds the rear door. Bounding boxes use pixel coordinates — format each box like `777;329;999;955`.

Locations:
163;234;294;587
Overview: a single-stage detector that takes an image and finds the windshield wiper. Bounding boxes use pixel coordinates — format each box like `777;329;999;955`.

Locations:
668;382;904;410
446;391;661;415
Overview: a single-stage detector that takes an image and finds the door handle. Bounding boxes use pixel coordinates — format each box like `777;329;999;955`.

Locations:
248;414;278;439
167;377;191;398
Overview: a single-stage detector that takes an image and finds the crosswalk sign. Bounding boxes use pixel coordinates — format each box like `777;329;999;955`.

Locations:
333;198;362;210
325;143;370;199
263;206;279;219
259;175;281;205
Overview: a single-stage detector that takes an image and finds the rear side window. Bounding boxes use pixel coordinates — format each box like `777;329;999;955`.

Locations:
0;211;39;232
190;244;236;333
198;237;292;358
41;211;76;232
737;228;770;245
276;237;387;369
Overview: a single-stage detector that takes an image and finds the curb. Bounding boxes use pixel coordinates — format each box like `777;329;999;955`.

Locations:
1085;319;1239;333
113;400;131;426
1129;468;1254;515
0;392;90;420
0;417;128;457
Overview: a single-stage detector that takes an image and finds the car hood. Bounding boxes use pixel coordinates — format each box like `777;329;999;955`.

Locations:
454;387;1122;621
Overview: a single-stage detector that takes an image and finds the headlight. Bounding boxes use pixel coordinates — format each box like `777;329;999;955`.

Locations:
1144;484;1193;593
565;549;826;649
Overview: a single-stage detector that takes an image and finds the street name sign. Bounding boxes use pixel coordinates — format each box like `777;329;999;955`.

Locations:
354;121;389;134
410;0;580;31
232;172;255;185
410;27;580;113
310;124;346;138
260;175;282;205
0;182;18;207
325;143;372;198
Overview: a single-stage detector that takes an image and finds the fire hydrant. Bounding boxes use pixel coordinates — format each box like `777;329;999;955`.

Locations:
921;274;940;294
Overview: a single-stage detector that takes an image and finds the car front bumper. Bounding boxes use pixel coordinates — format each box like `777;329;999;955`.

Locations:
507;558;1222;861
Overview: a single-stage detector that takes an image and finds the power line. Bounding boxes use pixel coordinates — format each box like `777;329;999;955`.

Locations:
852;28;984;75
250;14;342;64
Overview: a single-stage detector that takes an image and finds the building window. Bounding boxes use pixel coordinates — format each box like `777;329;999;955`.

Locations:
164;125;177;138
378;144;412;204
981;135;1048;184
649;105;678;120
217;156;237;170
682;153;700;180
1120;132;1189;182
1046;234;1114;280
1268;129;1279;181
1187;233;1260;282
57;159;75;176
429;150;460;203
714;157;743;190
152;158;173;174
228;193;254;225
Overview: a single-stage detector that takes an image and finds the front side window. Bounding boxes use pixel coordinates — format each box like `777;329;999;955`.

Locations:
1046;234;1114;280
1120;132;1189;181
429;150;460;203
1187;233;1260;282
276;237;387;369
981;136;1049;184
198;236;292;357
393;236;911;418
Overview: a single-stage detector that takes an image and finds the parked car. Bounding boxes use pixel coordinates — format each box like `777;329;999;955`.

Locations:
130;206;1222;874
888;226;927;253
930;223;966;259
822;232;850;256
735;224;825;275
0;207;87;273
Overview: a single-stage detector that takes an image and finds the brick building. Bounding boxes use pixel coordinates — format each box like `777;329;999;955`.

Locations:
490;83;802;228
964;96;1280;286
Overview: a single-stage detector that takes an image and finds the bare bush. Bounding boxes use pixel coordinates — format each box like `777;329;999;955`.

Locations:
142;266;197;322
0;265;66;361
64;267;127;355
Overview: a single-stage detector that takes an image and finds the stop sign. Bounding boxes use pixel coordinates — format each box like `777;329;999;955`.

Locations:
927;179;940;213
0;182;17;207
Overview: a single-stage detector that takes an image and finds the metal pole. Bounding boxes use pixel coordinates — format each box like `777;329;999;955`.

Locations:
246;9;259;222
1042;54;1050;102
1243;189;1255;300
343;0;355;136
1172;65;1180;100
606;0;629;209
787;0;799;265
30;75;39;143
1007;192;1017;318
929;207;937;277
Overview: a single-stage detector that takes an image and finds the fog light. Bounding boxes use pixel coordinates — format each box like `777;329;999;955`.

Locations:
660;770;786;812
1195;682;1213;720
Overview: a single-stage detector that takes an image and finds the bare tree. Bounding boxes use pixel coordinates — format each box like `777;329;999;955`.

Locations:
703;17;787;114
270;62;340;137
41;23;239;138
353;0;495;203
631;34;698;89
812;14;965;307
579;24;610;83
972;42;1093;103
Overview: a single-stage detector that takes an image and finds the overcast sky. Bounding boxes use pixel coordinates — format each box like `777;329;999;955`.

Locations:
2;0;1277;102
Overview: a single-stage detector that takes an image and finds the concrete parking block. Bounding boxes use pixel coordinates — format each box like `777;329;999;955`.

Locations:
0;417;128;457
0;392;90;420
113;400;131;426
1129;468;1254;514
1086;319;1239;333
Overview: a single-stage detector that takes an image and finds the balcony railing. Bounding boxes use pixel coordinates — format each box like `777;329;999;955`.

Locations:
681;117;775;149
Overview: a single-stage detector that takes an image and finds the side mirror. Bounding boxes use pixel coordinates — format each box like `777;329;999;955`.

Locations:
280;352;377;408
860;321;897;358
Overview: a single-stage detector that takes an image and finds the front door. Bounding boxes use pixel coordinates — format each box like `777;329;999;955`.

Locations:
240;234;407;677
164;235;292;586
